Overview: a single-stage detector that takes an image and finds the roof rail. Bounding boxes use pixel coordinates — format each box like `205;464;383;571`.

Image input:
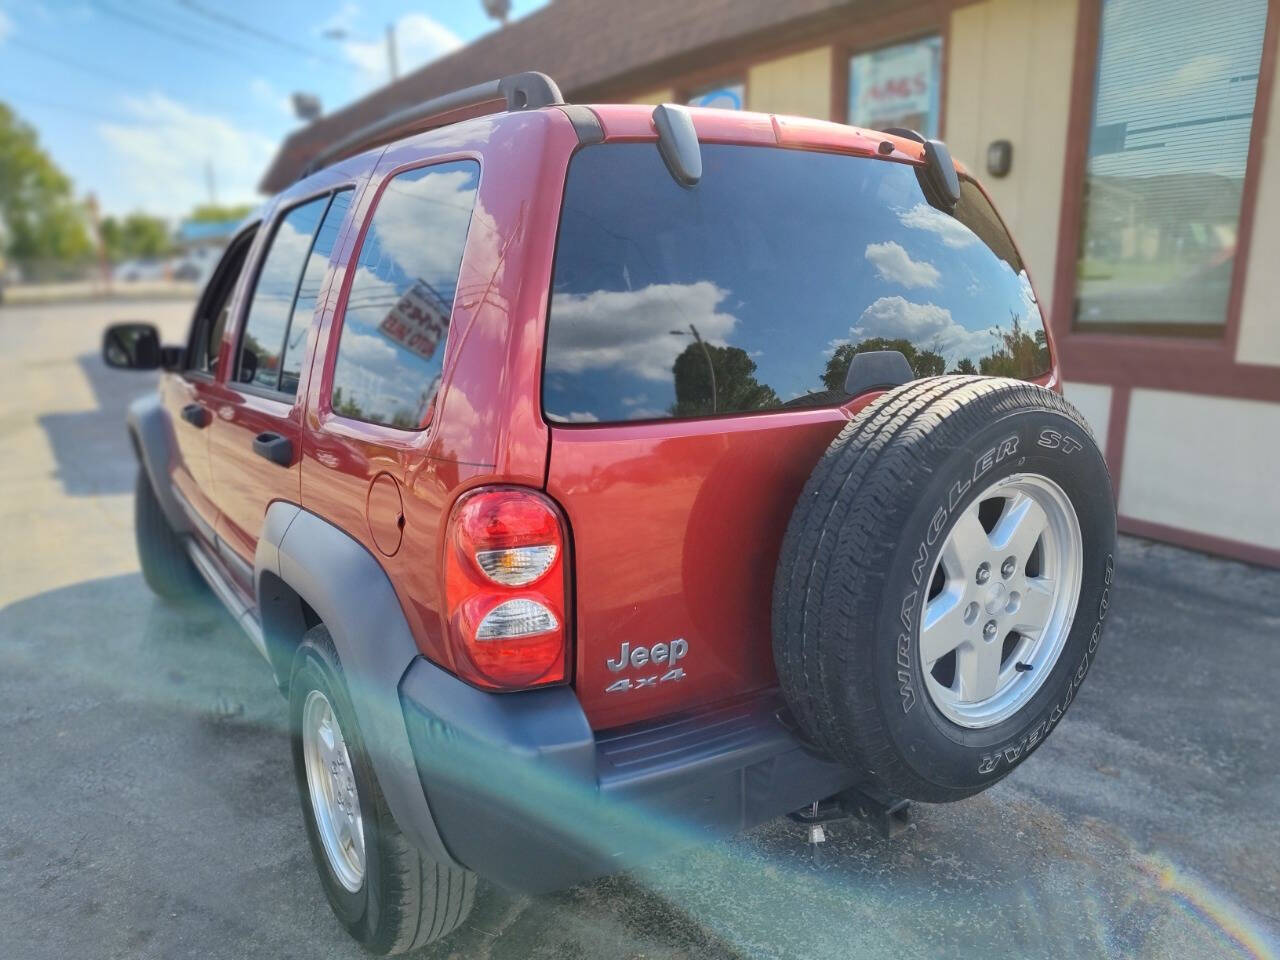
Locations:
300;71;564;179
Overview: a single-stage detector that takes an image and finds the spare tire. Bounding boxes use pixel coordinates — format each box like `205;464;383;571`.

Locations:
773;377;1116;802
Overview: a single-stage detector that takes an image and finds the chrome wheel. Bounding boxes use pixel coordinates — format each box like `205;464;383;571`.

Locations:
919;473;1083;729
302;689;366;892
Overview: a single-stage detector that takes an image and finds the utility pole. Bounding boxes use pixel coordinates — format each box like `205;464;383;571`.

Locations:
85;192;111;292
385;23;398;80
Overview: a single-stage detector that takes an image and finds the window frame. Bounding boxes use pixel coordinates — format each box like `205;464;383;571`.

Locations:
184;222;260;384
1060;0;1269;340
1046;0;1279;406
230;187;351;401
322;155;482;434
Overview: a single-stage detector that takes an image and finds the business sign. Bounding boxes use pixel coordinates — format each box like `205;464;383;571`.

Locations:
687;83;744;111
378;278;449;362
849;36;942;138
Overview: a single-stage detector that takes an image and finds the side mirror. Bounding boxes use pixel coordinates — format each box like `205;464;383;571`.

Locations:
102;322;163;370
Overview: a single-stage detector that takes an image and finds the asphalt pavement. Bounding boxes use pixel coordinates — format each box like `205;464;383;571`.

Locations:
1;297;1277;960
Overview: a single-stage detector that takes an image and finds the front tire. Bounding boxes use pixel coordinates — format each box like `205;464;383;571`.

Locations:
289;627;476;954
134;467;205;601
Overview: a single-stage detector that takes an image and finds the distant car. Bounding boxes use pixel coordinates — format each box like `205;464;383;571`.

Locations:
171;260;203;282
113;258;167;283
103;72;1117;954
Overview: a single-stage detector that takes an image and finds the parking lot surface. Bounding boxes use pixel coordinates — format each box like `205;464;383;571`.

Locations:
2;298;1277;960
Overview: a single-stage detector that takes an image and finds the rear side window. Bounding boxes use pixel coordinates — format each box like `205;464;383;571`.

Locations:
544;144;1048;424
329;161;479;429
236;190;351;394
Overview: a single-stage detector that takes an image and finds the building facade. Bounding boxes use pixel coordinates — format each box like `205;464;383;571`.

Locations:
263;0;1279;568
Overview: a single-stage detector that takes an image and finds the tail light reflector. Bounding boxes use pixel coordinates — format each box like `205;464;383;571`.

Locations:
444;488;569;690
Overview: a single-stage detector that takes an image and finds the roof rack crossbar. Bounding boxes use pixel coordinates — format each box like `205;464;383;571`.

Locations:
300;71;563;179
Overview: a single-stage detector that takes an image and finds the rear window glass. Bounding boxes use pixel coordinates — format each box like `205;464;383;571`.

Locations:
544;144;1048;424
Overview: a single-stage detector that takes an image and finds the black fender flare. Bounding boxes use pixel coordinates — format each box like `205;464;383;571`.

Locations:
126;392;191;535
254;501;458;867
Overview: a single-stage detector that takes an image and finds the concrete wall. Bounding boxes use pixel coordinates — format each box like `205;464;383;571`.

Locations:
1236;41;1280;368
1119;390;1280;548
746;47;833;119
1062;381;1113;445
944;0;1079;309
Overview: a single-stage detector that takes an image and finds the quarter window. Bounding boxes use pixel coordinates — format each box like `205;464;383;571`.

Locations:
329;161;479;429
1073;0;1268;334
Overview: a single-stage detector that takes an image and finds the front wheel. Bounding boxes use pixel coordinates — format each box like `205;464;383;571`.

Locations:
134;467;205;601
289;627;476;954
773;377;1117;802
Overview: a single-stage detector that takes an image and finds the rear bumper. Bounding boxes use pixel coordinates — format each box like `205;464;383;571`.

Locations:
399;657;855;892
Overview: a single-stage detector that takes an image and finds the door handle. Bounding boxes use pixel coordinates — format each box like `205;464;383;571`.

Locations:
252;432;293;467
181;403;211;428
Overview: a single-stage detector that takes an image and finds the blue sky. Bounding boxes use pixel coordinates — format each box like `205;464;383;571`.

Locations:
0;1;546;218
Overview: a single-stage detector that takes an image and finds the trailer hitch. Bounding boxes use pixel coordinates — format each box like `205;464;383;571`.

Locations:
789;785;912;842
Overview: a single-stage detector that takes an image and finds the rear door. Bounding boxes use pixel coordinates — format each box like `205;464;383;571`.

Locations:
162;227;257;543
543;142;1054;729
207;189;354;589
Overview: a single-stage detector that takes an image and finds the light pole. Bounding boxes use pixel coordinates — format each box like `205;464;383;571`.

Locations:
323;25;398;82
670;324;717;413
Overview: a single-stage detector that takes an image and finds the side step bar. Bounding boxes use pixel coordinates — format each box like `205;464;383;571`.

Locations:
185;537;269;665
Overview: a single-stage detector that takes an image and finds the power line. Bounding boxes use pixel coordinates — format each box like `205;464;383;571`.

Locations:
3;92;135;125
174;0;356;70
8;38;145;87
89;0;265;70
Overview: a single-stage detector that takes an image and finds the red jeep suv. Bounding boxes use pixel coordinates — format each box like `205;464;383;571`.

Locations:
104;73;1115;953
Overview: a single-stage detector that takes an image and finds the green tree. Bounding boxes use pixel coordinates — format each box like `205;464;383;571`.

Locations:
822;337;945;391
950;357;978;375
189;203;254;223
978;313;1049;378
0;102;91;260
671;342;779;417
99;212;173;260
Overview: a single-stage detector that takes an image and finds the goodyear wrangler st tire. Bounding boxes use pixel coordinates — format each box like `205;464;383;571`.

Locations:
772;377;1116;802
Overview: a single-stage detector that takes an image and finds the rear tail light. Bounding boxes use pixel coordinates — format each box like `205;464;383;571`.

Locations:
444;487;570;690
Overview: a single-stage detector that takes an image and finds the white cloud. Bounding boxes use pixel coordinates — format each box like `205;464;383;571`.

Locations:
342;13;462;89
898;203;978;248
0;8;13;42
365;166;477;285
563;411;600;423
864;240;939;288
547;282;738;381
318;2;361;37
852;296;994;365
98;94;275;216
249;77;294;119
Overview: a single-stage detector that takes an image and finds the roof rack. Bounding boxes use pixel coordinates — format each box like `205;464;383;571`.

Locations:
300;71;564;179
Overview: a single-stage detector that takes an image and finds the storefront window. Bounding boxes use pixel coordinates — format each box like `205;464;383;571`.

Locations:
687;83;744;110
1073;0;1268;334
848;35;942;138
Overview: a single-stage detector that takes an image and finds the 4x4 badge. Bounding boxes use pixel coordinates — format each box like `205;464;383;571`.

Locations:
604;638;688;693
